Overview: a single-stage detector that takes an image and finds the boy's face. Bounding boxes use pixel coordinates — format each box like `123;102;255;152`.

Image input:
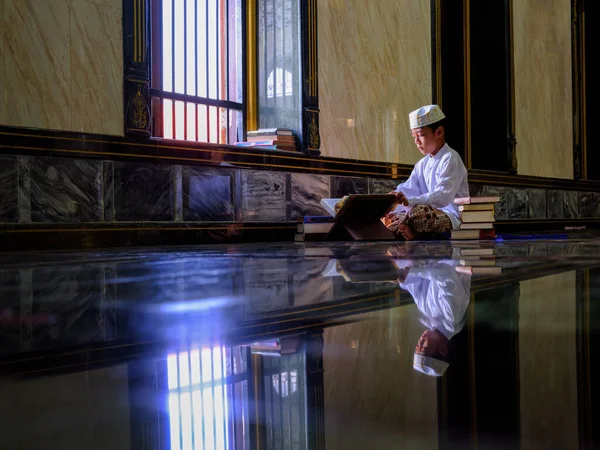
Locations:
411;126;444;156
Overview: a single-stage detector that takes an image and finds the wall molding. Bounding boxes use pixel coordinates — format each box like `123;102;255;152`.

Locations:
2;125;600;192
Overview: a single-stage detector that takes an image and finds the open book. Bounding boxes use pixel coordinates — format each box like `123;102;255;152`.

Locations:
319;197;345;217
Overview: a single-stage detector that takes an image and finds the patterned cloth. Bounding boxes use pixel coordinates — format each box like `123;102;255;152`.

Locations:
382;204;452;238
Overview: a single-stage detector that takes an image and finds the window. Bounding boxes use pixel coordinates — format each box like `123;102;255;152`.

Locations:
151;0;245;144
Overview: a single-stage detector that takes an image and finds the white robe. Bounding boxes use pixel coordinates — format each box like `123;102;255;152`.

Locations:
393;144;469;230
398;260;471;340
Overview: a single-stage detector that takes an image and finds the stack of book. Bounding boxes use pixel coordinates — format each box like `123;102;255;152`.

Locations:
453;244;502;275
234;128;298;152
294;216;335;242
451;195;501;240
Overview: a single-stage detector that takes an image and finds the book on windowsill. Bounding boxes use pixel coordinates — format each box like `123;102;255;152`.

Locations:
247;128;293;136
247;135;295;143
454;196;501;205
234;141;299;152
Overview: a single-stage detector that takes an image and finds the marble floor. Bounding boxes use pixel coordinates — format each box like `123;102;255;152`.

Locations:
1;237;600;449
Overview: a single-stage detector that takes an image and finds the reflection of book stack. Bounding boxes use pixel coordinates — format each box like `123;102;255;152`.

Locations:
295;216;335;242
235;128;298;152
321;258;399;283
451;196;501;240
453;245;502;275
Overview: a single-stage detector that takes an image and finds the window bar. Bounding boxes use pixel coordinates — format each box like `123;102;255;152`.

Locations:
278;358;284;449
226;0;230;103
272;0;277;108
282;0;286;107
176;353;185;450
262;0;268;107
184;0;188;140
187;350;197;450
199;349;207;450
287;370;292;449
171;0;176;138
230;346;237;448
216;0;221;142
265;360;274;448
211;345;218;449
195;0;199;141
220;346;227;449
206;0;211;141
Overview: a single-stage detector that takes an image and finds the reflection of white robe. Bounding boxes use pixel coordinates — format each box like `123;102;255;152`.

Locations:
392;144;469;230
399;260;471;340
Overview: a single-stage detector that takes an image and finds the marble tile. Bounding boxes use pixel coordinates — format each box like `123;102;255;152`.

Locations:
114;162;175;221
183;167;235;221
290;173;330;219
330;176;369;198
0;156;19;223
102;161;114;222
482;186;507;219
507;188;528;219
563;191;578;219
18;157;32;223
70;0;123;135
368;178;399;194
579;192;593;218
594;193;600;218
240;170;287;221
173;165;183;221
513;0;572;179
547;190;564;219
30;157;102;223
469;184;485;197
528;189;547;219
4;0;72;130
318;0;430;164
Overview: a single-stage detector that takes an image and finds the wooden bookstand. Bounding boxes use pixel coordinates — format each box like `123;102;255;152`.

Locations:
325;194;398;241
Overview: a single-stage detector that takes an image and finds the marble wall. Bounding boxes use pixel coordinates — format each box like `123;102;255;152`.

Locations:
0;0;123;135
318;0;431;164
513;0;573;179
518;272;579;449
1;154;600;225
323;305;438;450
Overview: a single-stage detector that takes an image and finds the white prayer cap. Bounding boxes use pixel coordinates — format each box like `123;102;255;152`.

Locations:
413;353;449;377
409;104;446;129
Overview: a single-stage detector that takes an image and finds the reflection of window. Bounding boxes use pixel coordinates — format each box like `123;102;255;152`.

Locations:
167;348;229;450
267;68;293;98
271;370;298;397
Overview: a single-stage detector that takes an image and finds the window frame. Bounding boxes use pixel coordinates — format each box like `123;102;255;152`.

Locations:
149;0;251;144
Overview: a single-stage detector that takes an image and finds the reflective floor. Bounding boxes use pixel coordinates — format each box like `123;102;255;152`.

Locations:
1;238;600;449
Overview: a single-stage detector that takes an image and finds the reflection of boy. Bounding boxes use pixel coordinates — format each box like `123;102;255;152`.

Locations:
394;259;471;377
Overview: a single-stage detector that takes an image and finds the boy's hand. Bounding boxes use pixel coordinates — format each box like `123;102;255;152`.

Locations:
388;191;409;206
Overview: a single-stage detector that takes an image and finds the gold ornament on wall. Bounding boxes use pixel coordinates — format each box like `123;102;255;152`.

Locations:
309;113;320;149
132;85;149;130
